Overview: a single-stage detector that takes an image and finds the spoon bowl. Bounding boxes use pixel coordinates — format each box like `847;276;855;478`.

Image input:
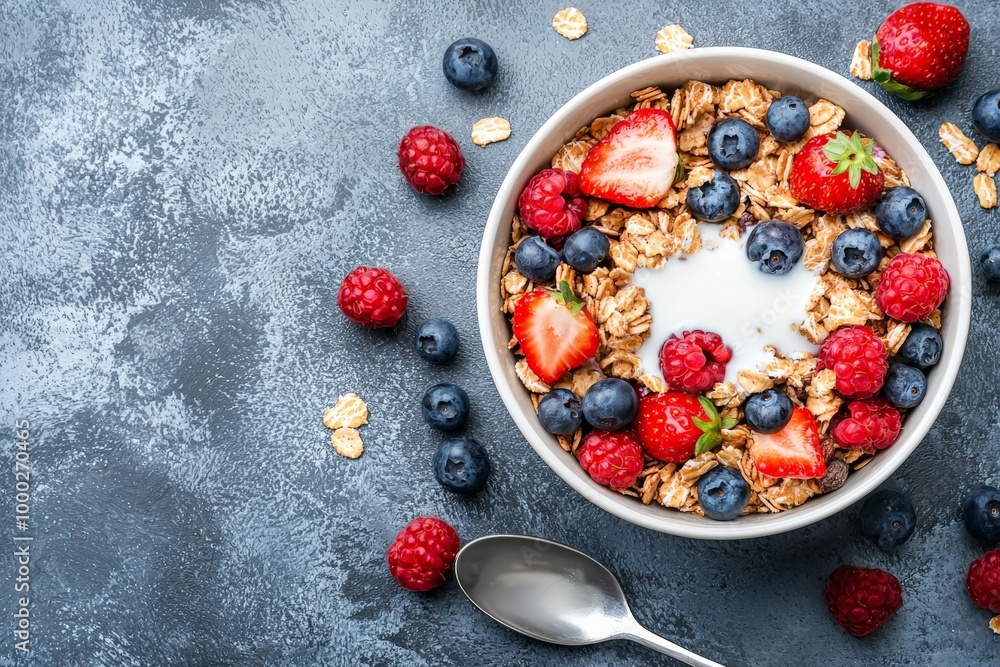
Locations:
454;534;724;666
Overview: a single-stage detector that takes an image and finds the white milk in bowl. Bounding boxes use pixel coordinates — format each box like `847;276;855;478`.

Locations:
630;223;822;385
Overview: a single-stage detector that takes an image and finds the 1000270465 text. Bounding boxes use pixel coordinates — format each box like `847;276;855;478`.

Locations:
12;419;32;653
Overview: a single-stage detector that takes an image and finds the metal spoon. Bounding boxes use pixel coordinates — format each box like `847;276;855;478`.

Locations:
454;534;724;667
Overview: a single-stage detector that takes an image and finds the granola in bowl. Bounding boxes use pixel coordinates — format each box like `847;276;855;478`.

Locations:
498;78;951;520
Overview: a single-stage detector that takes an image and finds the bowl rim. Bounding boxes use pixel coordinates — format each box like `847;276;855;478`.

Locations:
477;47;971;539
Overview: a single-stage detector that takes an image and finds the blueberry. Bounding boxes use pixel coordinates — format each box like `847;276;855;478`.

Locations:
876;187;927;240
515;236;561;282
896;323;942;369
883;364;926;409
859;489;916;550
972;90;1000;143
421;383;469;431
537;389;583;435
562;227;610;273
765;96;810;142
686;171;740;222
963;485;1000;543
707;118;760;171
697;467;750;521
980;244;1000;282
433;435;491;495
745;220;804;275
831;229;883;278
744;389;794;434
415;318;459;363
442;37;498;92
582;378;637;431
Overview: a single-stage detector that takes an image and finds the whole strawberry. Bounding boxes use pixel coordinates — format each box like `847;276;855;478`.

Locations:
875;253;950;323
578;430;644;488
831;398;902;450
658;330;732;394
635;392;735;463
387;516;460;592
967;549;1000;614
337;266;408;328
398;125;465;195
824;566;903;637
818;325;889;399
518;168;587;240
789;131;885;215
871;2;970;101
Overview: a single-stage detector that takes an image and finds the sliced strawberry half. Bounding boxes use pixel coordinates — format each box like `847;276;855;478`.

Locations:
578;108;679;208
512;281;600;385
748;406;826;479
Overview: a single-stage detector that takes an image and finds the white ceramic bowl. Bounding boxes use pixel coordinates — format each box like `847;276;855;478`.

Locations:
477;48;971;539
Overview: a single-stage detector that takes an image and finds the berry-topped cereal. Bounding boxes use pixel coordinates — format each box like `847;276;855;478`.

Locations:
499;79;951;518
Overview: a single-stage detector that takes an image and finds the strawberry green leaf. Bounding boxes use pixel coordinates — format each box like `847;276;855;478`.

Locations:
721;417;738;430
674;161;687;184
692;395;725;456
848;164;862;190
697;396;721;424
821;130;881;191
549;280;586;316
694;431;722;457
692;416;713;431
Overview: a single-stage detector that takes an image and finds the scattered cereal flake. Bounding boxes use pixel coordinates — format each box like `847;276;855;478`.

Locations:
707;381;742;409
807;100;846;138
939;122;979;165
471;117;511;147
975;172;998;209
806;369;843;423
639;374;667;393
331;428;364;459
554;359;604;397
655;24;693;54
589;114;625;140
515;358;551;393
899;219;933;254
737;369;773;395
552;7;588;40
850;40;872;80
323;393;369;430
882;320;912;355
551;141;592;173
640;470;662;505
991;615;1000;635
978;142;1000;176
658;469;694;508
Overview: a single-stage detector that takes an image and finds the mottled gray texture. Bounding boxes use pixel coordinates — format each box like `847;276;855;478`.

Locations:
1;0;999;665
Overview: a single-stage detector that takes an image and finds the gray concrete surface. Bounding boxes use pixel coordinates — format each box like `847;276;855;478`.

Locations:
2;0;1000;665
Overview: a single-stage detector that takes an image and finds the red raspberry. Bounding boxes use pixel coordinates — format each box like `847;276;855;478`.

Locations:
830;398;902;450
818;326;888;399
337;266;408;328
577;430;644;488
824;566;903;637
875;253;950;323
966;549;1000;613
517;168;587;239
658;330;732;393
387;516;460;592
397;126;465;195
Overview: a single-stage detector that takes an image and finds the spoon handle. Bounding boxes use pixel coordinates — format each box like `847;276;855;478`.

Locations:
620;623;726;667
